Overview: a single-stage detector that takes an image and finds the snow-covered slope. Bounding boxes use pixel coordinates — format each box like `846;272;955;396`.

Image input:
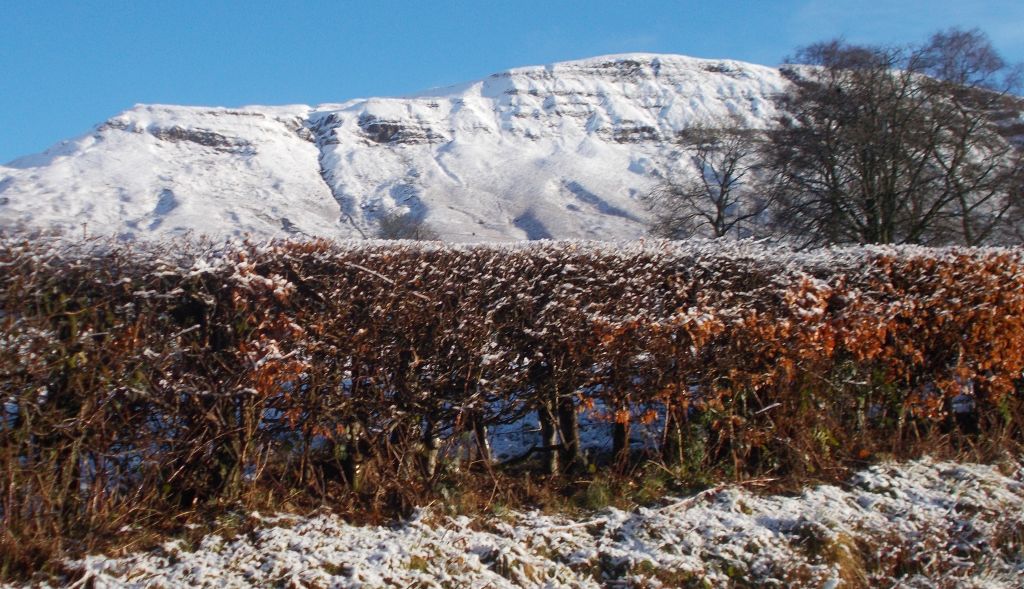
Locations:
0;54;790;241
0;106;344;240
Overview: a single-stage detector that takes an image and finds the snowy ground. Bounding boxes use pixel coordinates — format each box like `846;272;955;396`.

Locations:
33;456;1024;588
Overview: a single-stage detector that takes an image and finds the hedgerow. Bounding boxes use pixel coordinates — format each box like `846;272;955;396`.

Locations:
1;237;1022;578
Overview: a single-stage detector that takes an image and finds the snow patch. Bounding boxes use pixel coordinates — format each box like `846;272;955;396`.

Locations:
44;457;1024;588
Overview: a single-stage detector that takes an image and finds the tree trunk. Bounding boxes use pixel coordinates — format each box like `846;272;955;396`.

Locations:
341;422;365;492
557;397;581;472
473;417;492;464
662;408;685;467
421;419;440;479
538;401;560;475
612;420;630;467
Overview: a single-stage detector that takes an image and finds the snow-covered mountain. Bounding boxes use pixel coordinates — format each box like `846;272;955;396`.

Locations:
0;54;791;241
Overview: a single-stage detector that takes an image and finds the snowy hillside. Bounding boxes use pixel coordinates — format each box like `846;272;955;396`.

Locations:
0;54;789;240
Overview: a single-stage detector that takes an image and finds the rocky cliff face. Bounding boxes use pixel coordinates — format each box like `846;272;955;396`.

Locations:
0;54;791;241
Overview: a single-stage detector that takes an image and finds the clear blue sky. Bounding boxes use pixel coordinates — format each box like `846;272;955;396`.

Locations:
3;0;1022;164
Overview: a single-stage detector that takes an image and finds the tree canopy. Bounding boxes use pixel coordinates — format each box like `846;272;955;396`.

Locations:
647;28;1023;247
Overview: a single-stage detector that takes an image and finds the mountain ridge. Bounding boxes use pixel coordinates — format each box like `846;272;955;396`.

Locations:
0;53;793;240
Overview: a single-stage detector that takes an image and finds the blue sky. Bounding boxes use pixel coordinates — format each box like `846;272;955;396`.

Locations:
2;0;1022;164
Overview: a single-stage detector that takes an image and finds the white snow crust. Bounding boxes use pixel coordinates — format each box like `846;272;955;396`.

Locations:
39;457;1024;588
0;54;790;241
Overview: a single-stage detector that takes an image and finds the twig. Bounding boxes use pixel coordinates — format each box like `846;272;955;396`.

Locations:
172;324;202;338
543;516;611;532
66;571;96;589
344;262;431;302
656;476;779;513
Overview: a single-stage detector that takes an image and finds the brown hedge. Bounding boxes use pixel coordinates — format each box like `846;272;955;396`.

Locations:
1;237;1022;576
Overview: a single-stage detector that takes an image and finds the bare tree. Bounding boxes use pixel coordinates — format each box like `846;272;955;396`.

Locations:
769;29;1022;246
646;126;772;239
919;28;1023;244
770;41;941;245
920;28;1019;90
375;209;440;241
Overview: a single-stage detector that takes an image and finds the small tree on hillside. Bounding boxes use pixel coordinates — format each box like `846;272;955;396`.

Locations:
375;209;440;240
646;126;773;239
